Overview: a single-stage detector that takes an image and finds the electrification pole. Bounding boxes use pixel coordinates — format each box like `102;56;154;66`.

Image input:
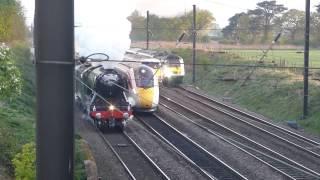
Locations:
303;0;310;119
146;10;150;50
192;5;196;84
34;0;74;179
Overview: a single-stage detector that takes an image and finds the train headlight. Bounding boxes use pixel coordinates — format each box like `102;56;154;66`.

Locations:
163;65;172;78
96;113;101;119
109;105;115;111
140;69;146;74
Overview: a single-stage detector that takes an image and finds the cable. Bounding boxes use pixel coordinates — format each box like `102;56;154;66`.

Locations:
131;27;307;31
79;59;320;70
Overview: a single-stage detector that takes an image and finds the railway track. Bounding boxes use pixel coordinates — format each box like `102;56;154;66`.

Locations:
125;120;214;180
177;86;320;154
136;113;247;180
96;128;169;180
160;87;320;172
159;94;320;179
158;103;320;180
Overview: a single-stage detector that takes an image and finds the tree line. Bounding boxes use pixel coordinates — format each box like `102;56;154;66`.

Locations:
129;1;320;46
222;0;320;46
128;9;215;42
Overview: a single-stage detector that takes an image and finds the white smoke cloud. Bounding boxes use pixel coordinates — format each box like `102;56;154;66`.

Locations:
75;0;135;60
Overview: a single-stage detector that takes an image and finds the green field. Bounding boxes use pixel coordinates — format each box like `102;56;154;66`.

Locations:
228;49;320;67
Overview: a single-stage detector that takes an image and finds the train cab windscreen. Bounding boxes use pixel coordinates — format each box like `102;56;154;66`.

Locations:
134;67;154;88
166;55;181;67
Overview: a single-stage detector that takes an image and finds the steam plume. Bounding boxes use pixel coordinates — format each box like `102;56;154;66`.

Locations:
75;0;135;60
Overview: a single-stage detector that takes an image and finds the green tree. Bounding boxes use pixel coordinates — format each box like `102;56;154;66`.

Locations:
281;9;304;43
222;10;270;44
247;11;264;43
0;43;22;98
12;143;36;180
193;9;215;41
222;13;241;42
316;4;320;13
0;0;27;42
128;10;146;41
128;9;215;42
310;12;320;46
222;13;253;44
250;0;287;43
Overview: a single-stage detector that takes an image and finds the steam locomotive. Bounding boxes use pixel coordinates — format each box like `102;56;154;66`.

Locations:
75;53;159;131
75;53;133;131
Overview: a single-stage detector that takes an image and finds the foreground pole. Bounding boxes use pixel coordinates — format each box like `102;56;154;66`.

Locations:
192;5;196;84
34;0;74;179
303;0;310;119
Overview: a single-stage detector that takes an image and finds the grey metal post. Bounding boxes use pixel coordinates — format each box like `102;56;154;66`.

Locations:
192;5;196;83
303;0;310;119
34;0;74;179
146;10;150;50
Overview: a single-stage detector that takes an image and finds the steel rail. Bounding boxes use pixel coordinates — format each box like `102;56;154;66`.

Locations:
95;130;136;180
159;103;320;179
178;91;320;159
179;86;320;147
123;132;171;180
136;114;247;180
87;116;167;180
135;115;216;180
159;95;320;177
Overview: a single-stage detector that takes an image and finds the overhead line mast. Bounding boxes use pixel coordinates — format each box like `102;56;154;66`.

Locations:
303;0;310;119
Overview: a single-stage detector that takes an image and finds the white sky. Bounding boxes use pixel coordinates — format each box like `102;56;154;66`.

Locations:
20;0;319;28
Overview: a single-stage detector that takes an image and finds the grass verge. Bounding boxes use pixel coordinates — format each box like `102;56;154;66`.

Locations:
0;44;87;179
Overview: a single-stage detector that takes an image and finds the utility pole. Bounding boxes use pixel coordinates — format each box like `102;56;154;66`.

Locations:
146;10;150;50
34;0;74;179
303;0;310;119
192;5;196;84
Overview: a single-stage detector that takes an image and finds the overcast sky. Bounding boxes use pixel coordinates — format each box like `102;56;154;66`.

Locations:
21;0;319;28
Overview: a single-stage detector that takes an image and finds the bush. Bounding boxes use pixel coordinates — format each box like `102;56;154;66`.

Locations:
12;142;36;180
11;140;87;180
0;128;17;175
0;43;22;98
